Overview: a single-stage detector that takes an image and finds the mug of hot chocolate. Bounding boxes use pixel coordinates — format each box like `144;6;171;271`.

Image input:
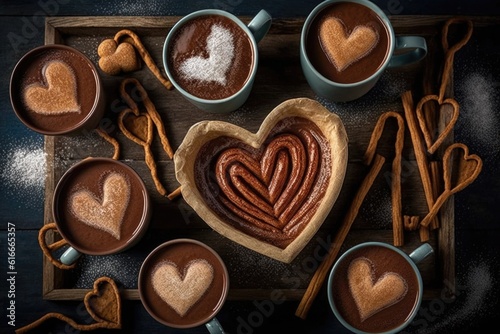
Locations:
139;239;229;333
43;158;151;266
10;44;106;135
163;9;272;113
327;242;433;334
300;0;427;101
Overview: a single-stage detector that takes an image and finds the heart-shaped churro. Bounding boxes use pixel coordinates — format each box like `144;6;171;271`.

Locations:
420;143;482;227
23;61;80;115
416;95;460;154
84;276;122;327
319;17;378;72
152;259;214;317
348;257;408;321
98;39;141;75
70;172;130;240
16;277;122;333
174;98;348;263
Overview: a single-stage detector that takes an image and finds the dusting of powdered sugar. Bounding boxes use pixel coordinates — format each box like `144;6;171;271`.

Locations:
455;71;500;161
0;137;46;190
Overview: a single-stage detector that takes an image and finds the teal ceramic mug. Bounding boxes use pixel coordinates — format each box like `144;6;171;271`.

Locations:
327;242;433;333
163;9;272;113
300;0;427;102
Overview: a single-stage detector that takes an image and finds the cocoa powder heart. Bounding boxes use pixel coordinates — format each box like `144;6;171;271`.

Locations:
319;17;379;72
70;172;130;240
152;259;214;317
23;61;80;115
348;257;408;321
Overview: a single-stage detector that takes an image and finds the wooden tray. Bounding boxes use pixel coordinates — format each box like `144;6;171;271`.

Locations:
42;15;461;301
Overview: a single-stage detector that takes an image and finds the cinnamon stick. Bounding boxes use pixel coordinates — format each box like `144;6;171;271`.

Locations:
295;154;386;319
363;111;405;246
429;161;442;230
401;91;439;227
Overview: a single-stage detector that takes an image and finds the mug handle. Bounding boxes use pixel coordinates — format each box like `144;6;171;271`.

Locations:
247;9;272;44
205;317;225;334
408;243;434;264
387;36;427;68
38;222;81;269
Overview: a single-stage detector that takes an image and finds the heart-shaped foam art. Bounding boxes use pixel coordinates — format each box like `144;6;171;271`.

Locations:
179;24;234;85
348;257;408;322
98;39;141;75
70;172;130;240
319;17;379;72
23;60;80;115
174;98;348;263
152;259;214;317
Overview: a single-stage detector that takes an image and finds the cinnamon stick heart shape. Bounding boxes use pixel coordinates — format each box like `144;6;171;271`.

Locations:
84;277;122;328
174;98;348;263
419;142;482;228
97;39;140;75
152;260;214;317
348;257;408;321
319;17;379;72
118;109;153;147
70;173;130;240
443;143;482;194
23;61;80;115
416;95;460;154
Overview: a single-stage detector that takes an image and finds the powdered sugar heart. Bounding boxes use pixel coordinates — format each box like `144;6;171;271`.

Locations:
348;257;408;321
179;24;234;85
23;61;80;115
70;173;130;240
319;17;379;72
152;259;214;317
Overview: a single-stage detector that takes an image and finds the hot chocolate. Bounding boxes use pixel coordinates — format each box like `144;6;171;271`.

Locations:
330;244;420;333
10;44;104;135
306;1;390;84
53;158;150;255
167;14;254;100
139;239;229;328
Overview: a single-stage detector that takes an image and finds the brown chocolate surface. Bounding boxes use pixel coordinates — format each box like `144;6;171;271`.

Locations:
306;2;390;84
54;159;147;255
11;46;98;133
331;245;420;333
167;14;254;100
194;117;332;249
139;241;228;327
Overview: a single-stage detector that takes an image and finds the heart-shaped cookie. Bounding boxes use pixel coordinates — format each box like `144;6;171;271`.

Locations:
174;98;348;263
319;17;379;72
348;257;408;321
179;24;234;85
152;259;214;317
23;61;80;115
84;276;122;328
70;172;130;240
98;39;141;75
416;95;460;154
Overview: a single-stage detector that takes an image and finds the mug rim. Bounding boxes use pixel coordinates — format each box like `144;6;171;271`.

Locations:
9;44;103;136
162;9;259;105
52;157;151;256
138;238;230;329
327;241;424;334
300;0;396;88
